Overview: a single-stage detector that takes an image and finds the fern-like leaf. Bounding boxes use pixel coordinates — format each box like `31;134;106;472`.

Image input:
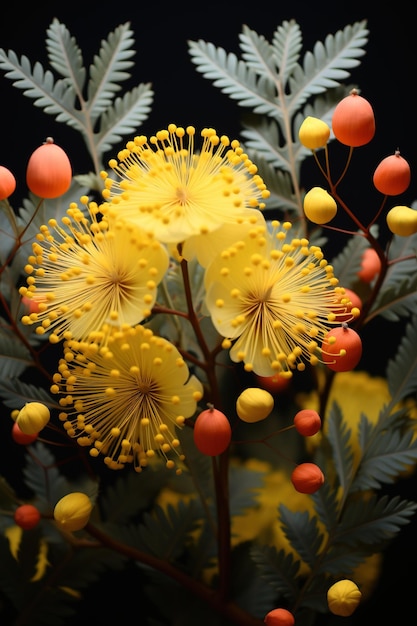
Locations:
326;402;355;491
96;83;154;154
250;544;300;601
188;40;279;119
0;50;83;132
46;19;86;91
87;22;136;122
352;416;417;491
22;443;75;510
287;21;369;116
0;378;56;409
0;329;33;378
334;494;417;546
386;314;417;400
100;463;173;524
279;506;324;568
368;227;417;321
239;25;280;78
271;20;303;85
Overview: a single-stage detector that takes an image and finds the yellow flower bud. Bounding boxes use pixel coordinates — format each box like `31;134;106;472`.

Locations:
54;492;93;532
299;116;330;150
303;187;337;225
327;579;362;616
236;387;274;423
16;402;50;435
386;205;417;237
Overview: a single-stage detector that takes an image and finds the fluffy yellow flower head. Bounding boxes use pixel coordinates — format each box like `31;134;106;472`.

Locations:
20;200;169;345
204;220;350;376
52;324;203;472
101;124;270;247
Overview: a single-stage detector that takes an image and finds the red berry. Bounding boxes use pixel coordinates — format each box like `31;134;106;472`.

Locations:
12;421;39;445
331;89;375;147
294;409;321;436
322;326;362;372
357;248;381;283
14;504;41;530
26;137;72;199
373;150;411;196
255;374;291;395
264;608;295;626
0;165;16;200
334;288;362;323
193;406;232;456
291;462;324;494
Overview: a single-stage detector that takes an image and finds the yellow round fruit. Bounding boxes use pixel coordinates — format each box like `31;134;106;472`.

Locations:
299;116;330;150
327;579;362;617
236;387;274;423
54;492;93;532
303;187;337;224
16;402;50;435
386;205;417;237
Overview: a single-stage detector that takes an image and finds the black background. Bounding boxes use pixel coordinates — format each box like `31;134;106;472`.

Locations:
0;2;416;624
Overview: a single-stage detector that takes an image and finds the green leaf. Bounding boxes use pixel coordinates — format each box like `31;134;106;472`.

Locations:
311;477;340;530
96;83;154;154
386;314;417;400
0;378;56;409
270;20;303;84
250;544;300;602
334;493;417;546
0;49;81;131
287;20;369;116
86;22;136;122
230;541;278;618
100;463;173;523
188;39;279;119
331;231;371;286
279;506;324;568
353;414;417;490
369;226;417;321
0;328;33;378
46;18;86;91
326;401;355;491
22;442;98;511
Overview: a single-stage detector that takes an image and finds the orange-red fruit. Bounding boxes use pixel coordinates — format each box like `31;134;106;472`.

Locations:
373;150;411;196
335;288;362;323
322;326;362;372
193;406;232;456
26;137;72;199
255;374;291;395
14;504;41;530
357;248;381;283
0;165;17;200
12;421;39;445
332;89;375;147
264;608;295;626
294;409;321;436
291;462;324;494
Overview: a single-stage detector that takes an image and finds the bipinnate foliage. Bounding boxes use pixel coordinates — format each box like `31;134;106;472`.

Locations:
0;16;416;626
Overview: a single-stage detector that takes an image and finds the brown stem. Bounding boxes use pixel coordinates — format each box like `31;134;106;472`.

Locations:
85;522;263;626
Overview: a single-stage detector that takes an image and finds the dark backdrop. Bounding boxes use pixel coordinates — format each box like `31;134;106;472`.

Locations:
0;2;416;624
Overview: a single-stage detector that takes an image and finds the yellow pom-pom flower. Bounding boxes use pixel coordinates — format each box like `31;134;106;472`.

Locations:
54;492;93;532
236;387;274;422
327;579;362;616
298;116;330;150
16;402;50;435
